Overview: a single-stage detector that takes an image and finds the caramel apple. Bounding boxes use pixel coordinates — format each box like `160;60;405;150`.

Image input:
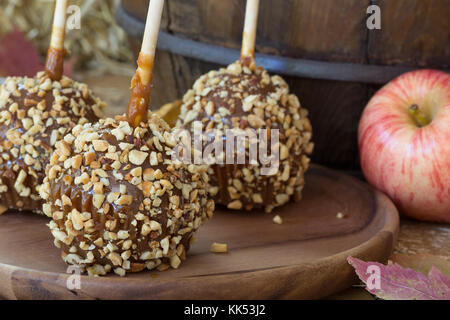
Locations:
176;0;313;212
0;0;104;214
40;0;214;276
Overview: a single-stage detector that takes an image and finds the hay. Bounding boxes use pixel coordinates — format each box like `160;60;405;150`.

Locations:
0;0;135;76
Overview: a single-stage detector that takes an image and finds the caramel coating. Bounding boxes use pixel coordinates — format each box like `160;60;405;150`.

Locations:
0;72;104;213
44;47;66;81
126;53;153;128
177;60;314;212
40;115;214;276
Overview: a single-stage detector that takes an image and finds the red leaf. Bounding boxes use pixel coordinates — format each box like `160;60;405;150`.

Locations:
0;29;43;77
429;266;450;295
0;29;73;78
347;256;450;300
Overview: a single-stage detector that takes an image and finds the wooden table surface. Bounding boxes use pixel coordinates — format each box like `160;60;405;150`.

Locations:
79;73;450;300
0;165;399;300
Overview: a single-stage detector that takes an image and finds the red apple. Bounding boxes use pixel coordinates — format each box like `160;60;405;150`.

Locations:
358;69;450;223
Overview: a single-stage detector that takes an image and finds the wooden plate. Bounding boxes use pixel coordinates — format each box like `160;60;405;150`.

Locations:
0;165;399;300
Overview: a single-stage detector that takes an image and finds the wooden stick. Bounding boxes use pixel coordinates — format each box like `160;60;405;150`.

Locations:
139;0;164;85
126;0;164;127
45;0;69;80
240;0;260;64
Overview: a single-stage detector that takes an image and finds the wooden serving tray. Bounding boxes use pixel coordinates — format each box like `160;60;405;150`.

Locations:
0;165;399;300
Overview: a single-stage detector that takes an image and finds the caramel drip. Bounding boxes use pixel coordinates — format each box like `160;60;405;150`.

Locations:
239;55;257;71
126;53;154;127
44;46;66;81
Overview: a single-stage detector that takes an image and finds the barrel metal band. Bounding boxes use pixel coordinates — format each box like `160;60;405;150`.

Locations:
116;4;448;85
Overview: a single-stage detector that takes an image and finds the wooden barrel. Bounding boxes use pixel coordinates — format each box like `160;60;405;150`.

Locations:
116;0;450;172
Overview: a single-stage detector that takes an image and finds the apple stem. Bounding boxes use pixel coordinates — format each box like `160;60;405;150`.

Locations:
409;104;430;128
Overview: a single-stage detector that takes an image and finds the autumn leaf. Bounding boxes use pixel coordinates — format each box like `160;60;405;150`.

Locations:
347;256;450;300
0;29;43;77
391;253;450;278
0;28;73;78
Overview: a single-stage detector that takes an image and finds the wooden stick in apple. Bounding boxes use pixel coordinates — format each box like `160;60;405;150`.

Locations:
175;0;314;213
126;0;164;128
240;0;260;69
44;0;69;81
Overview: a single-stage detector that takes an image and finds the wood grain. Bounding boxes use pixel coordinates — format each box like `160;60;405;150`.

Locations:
122;0;169;29
119;0;372;172
285;77;368;169
166;0;370;63
369;0;450;67
0;165;399;300
117;0;449;172
257;0;369;62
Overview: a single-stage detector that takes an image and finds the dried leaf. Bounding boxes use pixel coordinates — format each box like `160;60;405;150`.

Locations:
347;256;450;300
0;29;73;78
0;29;43;77
429;266;450;294
390;253;450;278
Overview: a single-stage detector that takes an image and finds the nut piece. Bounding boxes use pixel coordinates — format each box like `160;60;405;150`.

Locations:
93;194;106;209
58;141;71;157
275;194;289;205
92;140;109;152
170;255;181;269
210;242;228;253
273;215;283;225
0;205;7;215
247;114;265;128
72;155;82;169
227;200;242;210
336;212;346;219
129;150;148;165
